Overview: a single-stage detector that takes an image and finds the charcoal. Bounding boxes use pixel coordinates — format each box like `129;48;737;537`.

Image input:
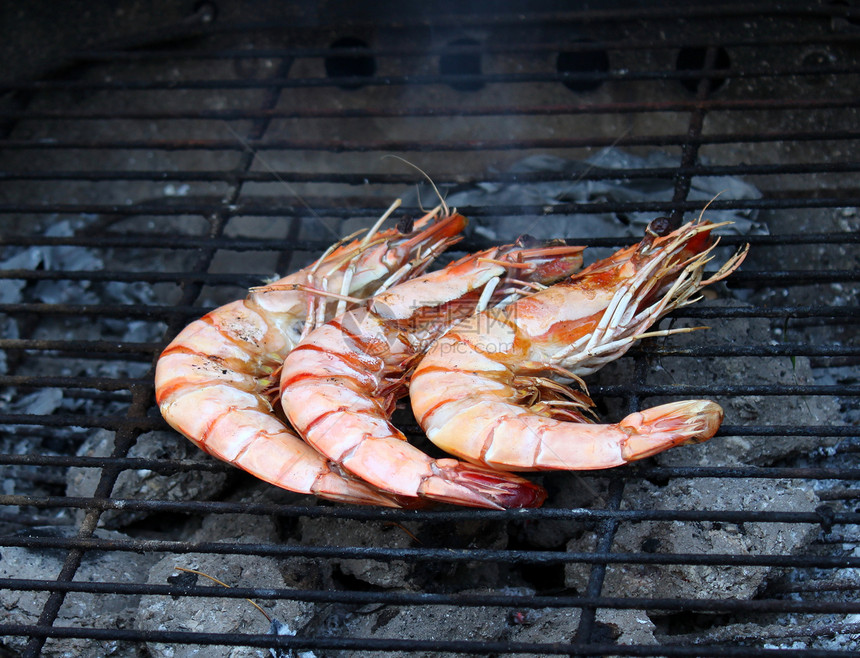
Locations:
0;528;158;657
66;430;230;529
137;514;314;658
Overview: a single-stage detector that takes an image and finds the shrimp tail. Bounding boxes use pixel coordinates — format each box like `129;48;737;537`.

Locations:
618;400;723;462
422;459;548;509
311;471;406;507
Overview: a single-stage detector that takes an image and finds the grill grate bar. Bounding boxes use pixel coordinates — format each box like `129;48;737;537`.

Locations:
574;478;627;642
668;46;721;225
6;160;860;184
4;338;857;360
5;129;860;152
3;96;859;121
3;380;857;400
6;624;859;657
59;31;860;61
3;456;858;479
669;625;860;653
4;199;860;220
2;579;857;615
4;231;858;251
817;491;860;505
0;269;265;287
770;579;860;595
3;303;856;323
31;2;847;32
4;535;860;569
3;61;860;92
5;494;859;524
0;339;161;354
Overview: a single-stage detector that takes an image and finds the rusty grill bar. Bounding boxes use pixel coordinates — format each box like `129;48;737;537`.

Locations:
1;2;859;656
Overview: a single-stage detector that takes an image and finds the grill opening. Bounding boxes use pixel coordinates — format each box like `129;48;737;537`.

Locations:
0;2;858;656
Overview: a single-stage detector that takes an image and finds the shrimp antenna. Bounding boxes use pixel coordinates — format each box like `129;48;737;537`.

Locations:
360;198;402;248
383;154;449;217
174;567;272;623
222;121;338;240
697;190;726;223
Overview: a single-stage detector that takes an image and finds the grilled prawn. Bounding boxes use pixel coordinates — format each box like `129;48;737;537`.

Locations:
155;205;466;506
279;239;585;508
410;218;749;471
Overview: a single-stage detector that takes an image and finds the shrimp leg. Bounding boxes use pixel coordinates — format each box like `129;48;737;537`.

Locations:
410;218;748;472
279;239;585;508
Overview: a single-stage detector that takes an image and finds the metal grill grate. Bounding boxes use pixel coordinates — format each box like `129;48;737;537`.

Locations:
1;2;859;656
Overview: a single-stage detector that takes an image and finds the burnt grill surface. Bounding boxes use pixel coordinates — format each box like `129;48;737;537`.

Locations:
1;2;859;656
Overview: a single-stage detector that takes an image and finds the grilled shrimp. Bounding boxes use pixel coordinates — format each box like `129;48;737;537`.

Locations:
279;238;585;508
155;205;467;506
410;218;749;471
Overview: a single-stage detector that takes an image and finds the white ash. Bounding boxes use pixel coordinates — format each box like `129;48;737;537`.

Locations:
335;600;648;658
1;214;164;339
0;212;174;507
504;608;585;658
137;514;314;658
66;429;230;529
17;219;105;305
8;387;64;418
0;249;28;375
338;604;657;658
339;597;509;658
596;608;658;648
296;517;412;589
507;473;611;550
0;388;66;501
163;183;191;197
0;249;42;304
565;477;818;601
267;618;318;658
0;318;13;376
0;527;159;658
0;213;163;439
0;389;83;532
404;150;766;245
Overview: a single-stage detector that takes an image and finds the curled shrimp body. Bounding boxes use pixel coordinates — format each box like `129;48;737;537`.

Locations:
155;207;467;506
410;219;749;472
279;239;585;508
